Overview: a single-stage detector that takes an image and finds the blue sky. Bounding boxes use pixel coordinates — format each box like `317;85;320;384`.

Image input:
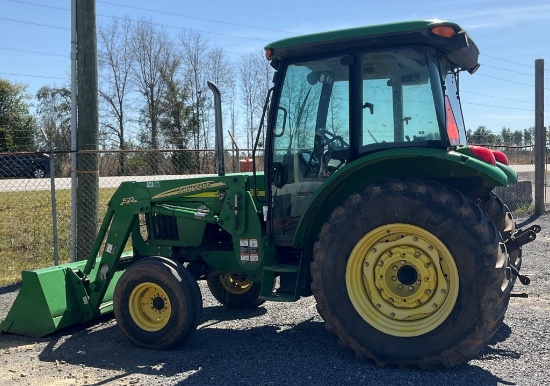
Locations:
0;0;548;135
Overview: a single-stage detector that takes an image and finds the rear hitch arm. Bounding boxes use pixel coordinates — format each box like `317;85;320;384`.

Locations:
505;224;541;286
505;225;541;250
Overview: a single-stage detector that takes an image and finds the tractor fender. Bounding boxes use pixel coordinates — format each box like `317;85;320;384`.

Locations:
293;147;512;248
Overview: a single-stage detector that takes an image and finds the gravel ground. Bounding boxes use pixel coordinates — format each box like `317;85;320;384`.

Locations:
0;213;548;386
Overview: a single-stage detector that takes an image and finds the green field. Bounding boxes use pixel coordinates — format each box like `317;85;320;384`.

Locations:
0;188;116;286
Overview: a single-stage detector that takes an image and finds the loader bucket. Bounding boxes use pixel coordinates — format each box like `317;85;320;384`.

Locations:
0;258;123;337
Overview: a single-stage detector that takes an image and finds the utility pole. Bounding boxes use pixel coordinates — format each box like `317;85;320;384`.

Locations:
76;0;99;259
534;59;545;216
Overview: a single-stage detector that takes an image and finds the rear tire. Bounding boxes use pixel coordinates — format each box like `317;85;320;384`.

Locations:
207;273;265;309
114;257;202;349
311;179;511;368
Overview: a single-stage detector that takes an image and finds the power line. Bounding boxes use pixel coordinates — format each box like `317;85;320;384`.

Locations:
481;53;550;73
0;46;67;57
462;102;534;112
2;1;270;43
5;0;66;12
476;74;550;91
0;17;69;30
462;90;549;110
0;72;66;80
480;63;550;82
7;0;298;35
96;0;299;36
481;64;532;77
461;90;532;104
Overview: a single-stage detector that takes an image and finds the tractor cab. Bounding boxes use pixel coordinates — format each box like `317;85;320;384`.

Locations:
264;21;478;246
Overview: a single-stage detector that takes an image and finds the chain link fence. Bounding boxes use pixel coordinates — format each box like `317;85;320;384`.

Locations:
480;145;540;212
0;146;543;285
0;148;263;285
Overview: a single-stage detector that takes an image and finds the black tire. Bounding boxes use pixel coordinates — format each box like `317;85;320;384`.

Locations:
311;178;512;368
207;273;265;309
113;257;202;349
479;191;522;283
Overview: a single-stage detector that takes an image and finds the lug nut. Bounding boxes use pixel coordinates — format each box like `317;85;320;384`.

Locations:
401;260;406;265
425;289;432;295
398;284;404;289
408;286;414;291
392;266;398;271
392;276;397;281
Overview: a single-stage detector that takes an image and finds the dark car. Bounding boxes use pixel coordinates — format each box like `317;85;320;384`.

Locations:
0;153;50;178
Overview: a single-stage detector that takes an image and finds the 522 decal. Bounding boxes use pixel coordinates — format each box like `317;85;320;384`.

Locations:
120;197;138;205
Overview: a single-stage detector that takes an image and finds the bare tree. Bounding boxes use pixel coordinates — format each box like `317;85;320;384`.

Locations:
239;51;267;150
178;30;211;171
35;86;71;175
206;47;235;150
252;49;273;149
178;30;209;147
130;19;176;174
98;16;133;174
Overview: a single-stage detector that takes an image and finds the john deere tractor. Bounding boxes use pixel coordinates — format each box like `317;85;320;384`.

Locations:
1;20;540;368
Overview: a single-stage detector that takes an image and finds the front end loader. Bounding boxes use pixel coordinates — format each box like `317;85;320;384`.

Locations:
1;20;540;369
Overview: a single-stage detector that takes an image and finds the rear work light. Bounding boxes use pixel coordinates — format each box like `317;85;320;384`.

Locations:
431;25;456;38
469;146;496;166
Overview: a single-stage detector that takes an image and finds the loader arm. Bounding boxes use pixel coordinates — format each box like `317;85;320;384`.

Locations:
0;179;226;337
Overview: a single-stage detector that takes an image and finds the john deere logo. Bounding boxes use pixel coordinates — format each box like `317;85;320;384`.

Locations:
152;181;227;199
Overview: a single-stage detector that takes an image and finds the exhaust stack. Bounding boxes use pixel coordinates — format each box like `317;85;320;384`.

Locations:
207;81;225;176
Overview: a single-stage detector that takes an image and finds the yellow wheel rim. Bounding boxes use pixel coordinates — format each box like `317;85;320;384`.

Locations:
129;282;171;332
346;224;459;337
220;274;253;295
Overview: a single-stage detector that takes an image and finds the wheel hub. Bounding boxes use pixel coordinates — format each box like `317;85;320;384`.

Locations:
129;282;171;332
397;265;417;285
346;224;459;337
221;274;253;295
152;296;166;311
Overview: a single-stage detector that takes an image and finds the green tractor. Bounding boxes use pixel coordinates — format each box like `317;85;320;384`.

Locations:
1;20;540;368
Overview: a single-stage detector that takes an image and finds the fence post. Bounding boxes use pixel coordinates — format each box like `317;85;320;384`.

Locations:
534;59;545;215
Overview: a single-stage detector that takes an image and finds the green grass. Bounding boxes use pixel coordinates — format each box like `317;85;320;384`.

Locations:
0;188;116;286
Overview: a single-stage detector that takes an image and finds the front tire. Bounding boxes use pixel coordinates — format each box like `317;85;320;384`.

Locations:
113;257;202;349
311;179;511;368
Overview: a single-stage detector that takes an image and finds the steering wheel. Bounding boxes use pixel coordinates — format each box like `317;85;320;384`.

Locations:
302;132;345;178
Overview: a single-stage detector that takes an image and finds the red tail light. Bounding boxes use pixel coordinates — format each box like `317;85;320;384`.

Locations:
469;146;496;166
491;150;509;165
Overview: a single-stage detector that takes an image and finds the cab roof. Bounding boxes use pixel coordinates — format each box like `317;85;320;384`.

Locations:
265;20;479;73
